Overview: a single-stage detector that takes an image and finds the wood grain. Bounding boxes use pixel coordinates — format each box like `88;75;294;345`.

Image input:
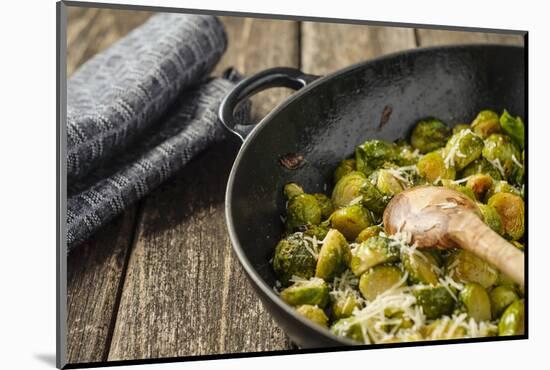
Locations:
107;17;298;361
415;28;524;47
301;22;417;75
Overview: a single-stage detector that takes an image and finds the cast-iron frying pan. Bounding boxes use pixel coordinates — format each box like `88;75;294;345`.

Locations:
218;44;525;348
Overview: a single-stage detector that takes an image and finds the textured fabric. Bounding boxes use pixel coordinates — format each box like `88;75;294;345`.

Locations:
67;13;227;181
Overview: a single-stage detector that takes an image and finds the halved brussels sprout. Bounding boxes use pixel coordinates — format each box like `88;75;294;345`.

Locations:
477;203;504;236
355;139;398;175
413;286;455;320
460;157;502;181
333;159;356;184
359;265;403;301
499;110;524;149
331;171;368;208
331;317;366;343
416;150;456;183
279;277;329;308
490;285;519;318
315;229;351;281
356;225;383;242
466;174;493;201
498;299;525;336
295;304;329;327
402;249;441;286
487;192;525;240
471;110;501;138
331;292;359;319
459;283;492;322
446;249;498;289
283;182;304;199
376;169;406;195
314;193;334;220
410;118;451;153
330;204;372;240
273;233;318;286
442;129;484;170
482;133;522;183
350;236;400;276
285;194;322;232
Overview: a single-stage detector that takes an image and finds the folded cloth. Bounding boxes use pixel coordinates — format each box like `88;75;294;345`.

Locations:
67;71;246;250
67;13;227;181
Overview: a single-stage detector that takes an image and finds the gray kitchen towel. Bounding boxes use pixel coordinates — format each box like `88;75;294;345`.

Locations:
66;13;246;250
67;13;227;181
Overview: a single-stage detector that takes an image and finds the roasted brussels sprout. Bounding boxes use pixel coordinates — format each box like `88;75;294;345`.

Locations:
295;304;329;327
314;193;334;219
487;192;525;240
359;265;403;301
315;229;351;281
410;118;451;153
350;236;400;276
490;285;519;318
376;169;406;195
356;225;383;242
331;317;366;342
498;299;525;336
471;110;501;138
330;205;372;240
416;151;456;183
273;233;317;285
355;139;397;175
442;129;484;170
446;249;498;289
285;194;322;232
413;286;455;320
460;158;502;181
331;171;368;208
359;180;389;216
499;110;524;149
402;249;441;286
333;159;357;184
482;133;522;183
466;174;493;201
283;182;304;199
459;283;492;322
331;292;359;319
452;123;470;134
477;203;504;235
280;277;329;308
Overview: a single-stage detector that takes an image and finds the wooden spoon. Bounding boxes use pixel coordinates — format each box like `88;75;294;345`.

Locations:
383;185;524;286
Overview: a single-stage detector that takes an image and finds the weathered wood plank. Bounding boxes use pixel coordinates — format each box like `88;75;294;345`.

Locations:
301;22;417;75
415;28;524;47
66;207;138;364
107;17;298;361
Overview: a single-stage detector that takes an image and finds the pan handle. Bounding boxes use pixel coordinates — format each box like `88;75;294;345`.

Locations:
218;67;319;142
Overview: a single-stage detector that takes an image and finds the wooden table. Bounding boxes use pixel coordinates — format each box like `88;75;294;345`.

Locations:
66;6;523;365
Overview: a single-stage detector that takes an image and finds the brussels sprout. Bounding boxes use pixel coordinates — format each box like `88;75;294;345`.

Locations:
331;317;366;343
440;179;477;201
490;285;519;318
333;159;357;184
359;179;390;215
452;123;470;134
285;194;322;232
314;193;334;219
273;233;317;285
466;174;493;201
422;319;467;340
303;221;330;241
332;171;368;208
471;110;501;138
416;151;456;183
359;265;403;301
498;299;525;336
484;180;522;202
295;304;329;327
315;229;351;281
355;139;398;175
446;249;498;289
330;205;372;240
477;203;504;235
442;129;484;170
410;118;451;153
499;110;525;149
460;158;502;181
482;133;522;183
413;286;455;320
459;283;492;322
331;292;359;319
350;236;400;276
283;182;304;199
356;225;383;242
280;277;330;308
402;249;441;286
487;192;525;240
376;169;406;195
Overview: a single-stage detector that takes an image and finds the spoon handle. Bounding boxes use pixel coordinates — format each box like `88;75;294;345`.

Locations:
449;212;525;286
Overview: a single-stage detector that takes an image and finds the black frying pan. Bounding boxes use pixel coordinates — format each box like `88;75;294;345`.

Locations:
218;44;525;348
